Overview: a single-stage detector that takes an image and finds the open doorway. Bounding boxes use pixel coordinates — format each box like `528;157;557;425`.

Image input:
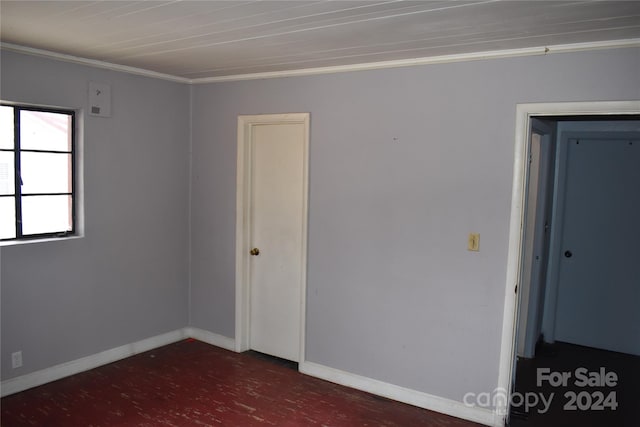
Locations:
509;112;640;426
517;117;640;359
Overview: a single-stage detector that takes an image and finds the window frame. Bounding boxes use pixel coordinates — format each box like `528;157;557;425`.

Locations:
0;103;77;242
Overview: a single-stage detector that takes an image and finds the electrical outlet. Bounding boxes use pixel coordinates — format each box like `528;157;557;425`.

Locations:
468;233;480;251
12;351;22;369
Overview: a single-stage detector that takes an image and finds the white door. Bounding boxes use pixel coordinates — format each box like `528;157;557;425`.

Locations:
236;114;309;363
517;121;555;358
517;133;542;358
554;135;640;355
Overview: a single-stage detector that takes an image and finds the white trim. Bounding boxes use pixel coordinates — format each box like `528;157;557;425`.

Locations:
235;113;310;361
1;325;501;426
184;327;236;352
191;39;640;83
300;361;500;427
235;114;250;353
497;100;640;423
3;39;638;84
0;235;83;247
0;329;187;397
0;42;190;84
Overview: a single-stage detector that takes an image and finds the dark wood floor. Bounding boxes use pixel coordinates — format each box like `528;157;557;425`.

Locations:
510;342;640;427
1;339;481;426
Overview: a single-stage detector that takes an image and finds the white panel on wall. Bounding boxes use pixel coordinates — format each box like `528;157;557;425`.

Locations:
88;82;111;117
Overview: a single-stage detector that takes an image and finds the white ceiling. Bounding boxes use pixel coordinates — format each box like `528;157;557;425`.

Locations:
1;1;640;81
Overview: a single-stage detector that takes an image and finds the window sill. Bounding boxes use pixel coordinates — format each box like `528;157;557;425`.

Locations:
0;234;83;247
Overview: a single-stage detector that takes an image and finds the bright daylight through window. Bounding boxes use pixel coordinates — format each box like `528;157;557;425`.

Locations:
0;104;76;241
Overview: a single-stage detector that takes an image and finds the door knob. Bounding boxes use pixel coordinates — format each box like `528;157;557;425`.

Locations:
564;250;572;258
250;248;260;256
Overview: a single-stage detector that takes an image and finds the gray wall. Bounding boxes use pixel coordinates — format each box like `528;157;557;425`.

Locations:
0;50;190;380
1;46;638;406
190;48;640;402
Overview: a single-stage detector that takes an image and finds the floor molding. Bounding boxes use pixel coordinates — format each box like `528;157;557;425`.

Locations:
300;361;500;427
2;329;501;426
1;329;187;397
1;328;236;397
184;327;235;352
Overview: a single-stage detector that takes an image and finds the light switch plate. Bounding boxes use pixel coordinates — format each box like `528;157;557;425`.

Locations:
468;233;480;251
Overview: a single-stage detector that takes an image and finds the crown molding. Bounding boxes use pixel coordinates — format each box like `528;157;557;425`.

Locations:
191;38;640;83
0;42;190;84
2;38;639;85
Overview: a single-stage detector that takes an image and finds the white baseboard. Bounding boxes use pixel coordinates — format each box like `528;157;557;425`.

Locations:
299;361;501;427
1;329;502;427
0;327;236;398
184;327;235;352
1;329;187;397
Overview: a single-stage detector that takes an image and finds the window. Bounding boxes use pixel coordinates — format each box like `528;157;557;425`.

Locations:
0;104;76;241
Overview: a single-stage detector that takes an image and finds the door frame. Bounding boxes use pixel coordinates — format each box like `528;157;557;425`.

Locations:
235;113;310;362
496;100;639;423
